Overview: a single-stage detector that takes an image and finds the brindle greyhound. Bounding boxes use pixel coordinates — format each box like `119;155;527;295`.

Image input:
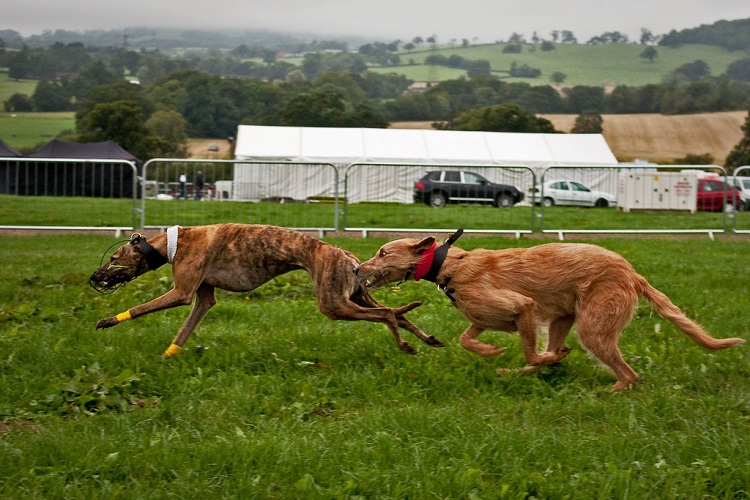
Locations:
90;223;444;356
354;231;744;390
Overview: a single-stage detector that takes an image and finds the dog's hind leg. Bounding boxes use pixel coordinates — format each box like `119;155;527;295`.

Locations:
575;289;639;390
164;284;217;356
545;315;575;353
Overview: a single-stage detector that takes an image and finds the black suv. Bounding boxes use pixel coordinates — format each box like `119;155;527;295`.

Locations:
414;170;524;208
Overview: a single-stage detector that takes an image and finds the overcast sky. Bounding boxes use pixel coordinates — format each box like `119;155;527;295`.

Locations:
4;0;749;43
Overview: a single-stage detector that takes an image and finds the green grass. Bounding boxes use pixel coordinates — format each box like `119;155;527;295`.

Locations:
0;112;76;151
0;74;37;105
0;234;748;498
1;195;746;234
386;42;750;86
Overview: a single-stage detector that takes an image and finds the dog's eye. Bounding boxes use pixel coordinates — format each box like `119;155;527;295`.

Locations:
379;249;387;258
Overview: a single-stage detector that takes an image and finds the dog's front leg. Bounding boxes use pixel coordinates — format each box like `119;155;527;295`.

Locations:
459;324;504;357
95;288;193;329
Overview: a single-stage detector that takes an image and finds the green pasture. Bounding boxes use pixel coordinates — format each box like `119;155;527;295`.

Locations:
0;74;37;104
383;42;749;87
0;112;76;151
0;231;749;498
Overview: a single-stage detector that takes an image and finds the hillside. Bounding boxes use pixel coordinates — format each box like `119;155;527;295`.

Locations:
389;111;748;165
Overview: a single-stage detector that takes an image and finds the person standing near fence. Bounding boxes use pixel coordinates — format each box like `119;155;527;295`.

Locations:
178;172;187;199
194;170;205;200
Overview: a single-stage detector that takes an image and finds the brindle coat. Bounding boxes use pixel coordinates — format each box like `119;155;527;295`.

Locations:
354;237;744;390
90;224;444;355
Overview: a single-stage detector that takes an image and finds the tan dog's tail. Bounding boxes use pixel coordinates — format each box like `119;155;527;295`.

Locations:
636;275;745;350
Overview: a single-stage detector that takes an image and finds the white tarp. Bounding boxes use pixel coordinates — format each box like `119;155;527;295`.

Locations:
232;125;618;202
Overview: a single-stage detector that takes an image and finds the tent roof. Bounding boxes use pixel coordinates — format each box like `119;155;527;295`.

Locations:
234;125;618;167
27;139;139;162
0;139;20;157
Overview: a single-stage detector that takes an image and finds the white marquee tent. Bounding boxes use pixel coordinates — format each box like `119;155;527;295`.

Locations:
232;125;619;203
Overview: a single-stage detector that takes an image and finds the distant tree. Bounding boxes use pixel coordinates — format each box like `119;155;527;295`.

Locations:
725;111;750;172
671;59;711;81
509;62;541;78
541;40;555;52
726;57;750;82
145;110;188;157
403;42;415;51
564;85;606;113
640;28;657;45
4;92;33;112
279;88;386;128
78;100;168;159
32;80;72;111
560;31;577;44
454;102;558;133
412;36;424;46
571;109;603;133
640;46;658;62
550;71;567;85
502;44;522;54
550;31;559;43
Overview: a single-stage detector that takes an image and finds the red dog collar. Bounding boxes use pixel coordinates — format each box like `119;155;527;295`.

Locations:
413;243;436;281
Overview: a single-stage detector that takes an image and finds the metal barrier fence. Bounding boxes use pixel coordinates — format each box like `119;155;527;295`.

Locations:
538;165;737;240
140;159;340;234
0;157;138;235
730;166;750;234
3;157;749;238
343;163;537;237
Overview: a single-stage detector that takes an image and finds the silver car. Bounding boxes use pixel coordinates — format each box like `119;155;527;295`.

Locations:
532;180;617;208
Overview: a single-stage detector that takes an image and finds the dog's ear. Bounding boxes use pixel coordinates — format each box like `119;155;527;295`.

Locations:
411;237;435;255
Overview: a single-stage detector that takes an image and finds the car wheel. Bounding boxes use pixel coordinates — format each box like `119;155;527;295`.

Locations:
495;193;514;208
594;198;609;208
542;197;554;207
429;192;447;208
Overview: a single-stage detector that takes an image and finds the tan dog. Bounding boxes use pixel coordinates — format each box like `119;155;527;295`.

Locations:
354;234;744;389
90;224;444;356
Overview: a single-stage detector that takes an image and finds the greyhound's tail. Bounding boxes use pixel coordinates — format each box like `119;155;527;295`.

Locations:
636;275;744;350
393;301;422;315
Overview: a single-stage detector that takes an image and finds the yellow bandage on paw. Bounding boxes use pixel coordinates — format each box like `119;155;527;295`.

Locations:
115;311;132;322
163;343;182;357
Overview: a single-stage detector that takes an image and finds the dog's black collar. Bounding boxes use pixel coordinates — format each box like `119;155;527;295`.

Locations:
421;228;463;284
134;235;168;271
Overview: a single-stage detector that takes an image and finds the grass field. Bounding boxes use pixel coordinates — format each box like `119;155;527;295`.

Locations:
0;231;748;498
385;42;750;87
1;195;746;235
0;112;76;151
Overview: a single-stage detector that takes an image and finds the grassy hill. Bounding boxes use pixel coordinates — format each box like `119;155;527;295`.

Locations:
376;42;750;87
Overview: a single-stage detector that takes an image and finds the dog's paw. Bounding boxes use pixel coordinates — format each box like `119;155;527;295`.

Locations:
399;341;418;355
425;335;445;347
96;317;118;329
476;345;505;357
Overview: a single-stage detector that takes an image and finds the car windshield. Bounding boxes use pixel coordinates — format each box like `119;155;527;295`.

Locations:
463;172;487;184
742;179;750;189
570;182;591;192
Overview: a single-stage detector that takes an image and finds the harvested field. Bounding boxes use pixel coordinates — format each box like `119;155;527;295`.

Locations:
391;111;748;165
